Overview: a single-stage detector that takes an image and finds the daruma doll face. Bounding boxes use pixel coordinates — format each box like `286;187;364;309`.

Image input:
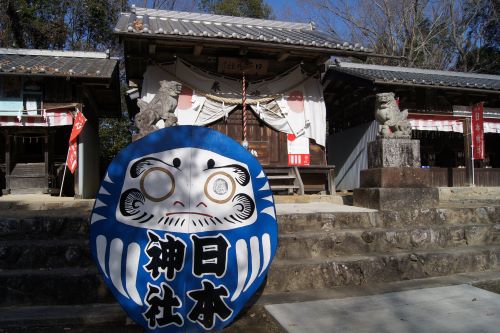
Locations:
90;126;277;332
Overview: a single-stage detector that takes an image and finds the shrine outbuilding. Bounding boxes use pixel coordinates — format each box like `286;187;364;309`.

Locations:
324;61;500;190
0;48;120;198
114;6;377;195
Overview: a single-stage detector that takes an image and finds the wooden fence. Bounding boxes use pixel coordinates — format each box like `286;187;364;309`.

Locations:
427;168;500;187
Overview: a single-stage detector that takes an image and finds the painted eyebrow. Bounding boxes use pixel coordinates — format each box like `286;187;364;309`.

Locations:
130;157;182;178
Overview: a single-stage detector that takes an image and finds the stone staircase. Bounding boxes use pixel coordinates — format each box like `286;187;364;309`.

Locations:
0;204;122;332
1;196;500;332
266;204;500;293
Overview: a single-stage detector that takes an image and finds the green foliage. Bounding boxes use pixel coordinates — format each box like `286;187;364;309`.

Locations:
1;0;67;49
66;0;127;51
0;0;127;50
99;113;132;169
199;0;273;19
456;0;499;73
0;0;130;165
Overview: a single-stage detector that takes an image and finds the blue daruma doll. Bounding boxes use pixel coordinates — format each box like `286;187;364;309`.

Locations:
90;126;277;332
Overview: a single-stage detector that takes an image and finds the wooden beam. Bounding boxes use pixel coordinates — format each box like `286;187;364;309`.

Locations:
277;52;290;62
239;47;248;56
463;118;473;186
120;34;398;60
316;55;330;65
44;129;49;189
148;43;156;55
193;45;203;56
4;130;10;194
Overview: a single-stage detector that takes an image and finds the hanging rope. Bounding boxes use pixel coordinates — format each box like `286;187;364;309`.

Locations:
242;72;248;145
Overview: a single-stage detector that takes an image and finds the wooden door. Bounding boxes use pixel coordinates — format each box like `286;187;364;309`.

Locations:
209;107;288;166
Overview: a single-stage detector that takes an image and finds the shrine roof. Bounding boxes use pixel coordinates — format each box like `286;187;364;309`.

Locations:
327;61;500;92
0;48;118;79
114;6;372;56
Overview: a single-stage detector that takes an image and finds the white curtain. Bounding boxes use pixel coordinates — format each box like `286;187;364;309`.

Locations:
140;60;327;146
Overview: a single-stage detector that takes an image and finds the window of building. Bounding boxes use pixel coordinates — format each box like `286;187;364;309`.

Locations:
0;76;22;99
23;79;43;112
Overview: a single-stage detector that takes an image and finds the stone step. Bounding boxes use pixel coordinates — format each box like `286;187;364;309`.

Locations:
277;223;500;259
266;244;500;293
2;205;496;240
277;211;380;233
276;205;500;233
0;303;131;331
439;187;500;204
0;267;112;306
259;270;500;306
0;216;89;241
0;239;91;269
0;303;280;333
0;197;94;212
378;206;500;228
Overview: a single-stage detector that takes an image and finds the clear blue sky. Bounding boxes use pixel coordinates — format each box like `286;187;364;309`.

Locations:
266;0;349;41
130;0;349;41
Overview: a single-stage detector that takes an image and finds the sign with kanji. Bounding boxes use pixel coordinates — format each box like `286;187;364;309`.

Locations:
287;133;310;166
472;102;484;160
90;126;277;332
66;111;87;174
69;111;87;142
67;140;78;174
218;57;268;76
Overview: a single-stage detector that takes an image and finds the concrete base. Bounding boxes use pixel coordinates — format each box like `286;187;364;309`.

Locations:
354;187;439;210
368;138;421;168
266;284;500;333
360;167;430;188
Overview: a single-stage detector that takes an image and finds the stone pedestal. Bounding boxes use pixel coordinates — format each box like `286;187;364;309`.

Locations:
360;167;430;188
368;139;420;168
355;138;439;210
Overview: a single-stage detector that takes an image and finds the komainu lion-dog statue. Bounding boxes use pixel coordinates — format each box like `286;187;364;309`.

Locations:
135;80;182;139
375;92;412;139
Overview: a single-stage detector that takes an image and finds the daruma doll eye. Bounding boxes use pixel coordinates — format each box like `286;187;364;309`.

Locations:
204;171;235;204
140;167;175;202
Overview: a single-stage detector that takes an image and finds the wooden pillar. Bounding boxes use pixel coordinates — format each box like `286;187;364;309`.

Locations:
4;130;11;194
463;118;473;186
44;129;49;191
327;168;336;194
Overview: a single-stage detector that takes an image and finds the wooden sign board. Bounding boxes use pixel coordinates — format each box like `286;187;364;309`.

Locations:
472;102;484;160
218;57;268;75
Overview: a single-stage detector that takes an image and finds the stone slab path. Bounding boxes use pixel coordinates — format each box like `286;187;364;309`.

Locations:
266;284;500;333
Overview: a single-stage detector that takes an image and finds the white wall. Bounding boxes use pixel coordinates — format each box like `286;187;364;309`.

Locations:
78;113;100;199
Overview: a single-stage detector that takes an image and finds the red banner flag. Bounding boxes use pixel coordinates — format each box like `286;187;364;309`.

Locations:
67;140;78;174
69;111;87;143
472;102;484;160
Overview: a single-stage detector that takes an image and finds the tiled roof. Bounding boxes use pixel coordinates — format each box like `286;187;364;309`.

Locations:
329;62;500;92
0;48;118;79
114;6;371;54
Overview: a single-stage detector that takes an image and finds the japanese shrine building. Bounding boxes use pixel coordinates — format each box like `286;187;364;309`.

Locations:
114;6;374;194
0;48;120;198
324;61;500;190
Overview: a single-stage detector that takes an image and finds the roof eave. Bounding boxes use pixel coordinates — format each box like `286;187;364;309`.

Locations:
374;80;500;94
0;71;115;81
116;32;384;59
325;67;376;83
